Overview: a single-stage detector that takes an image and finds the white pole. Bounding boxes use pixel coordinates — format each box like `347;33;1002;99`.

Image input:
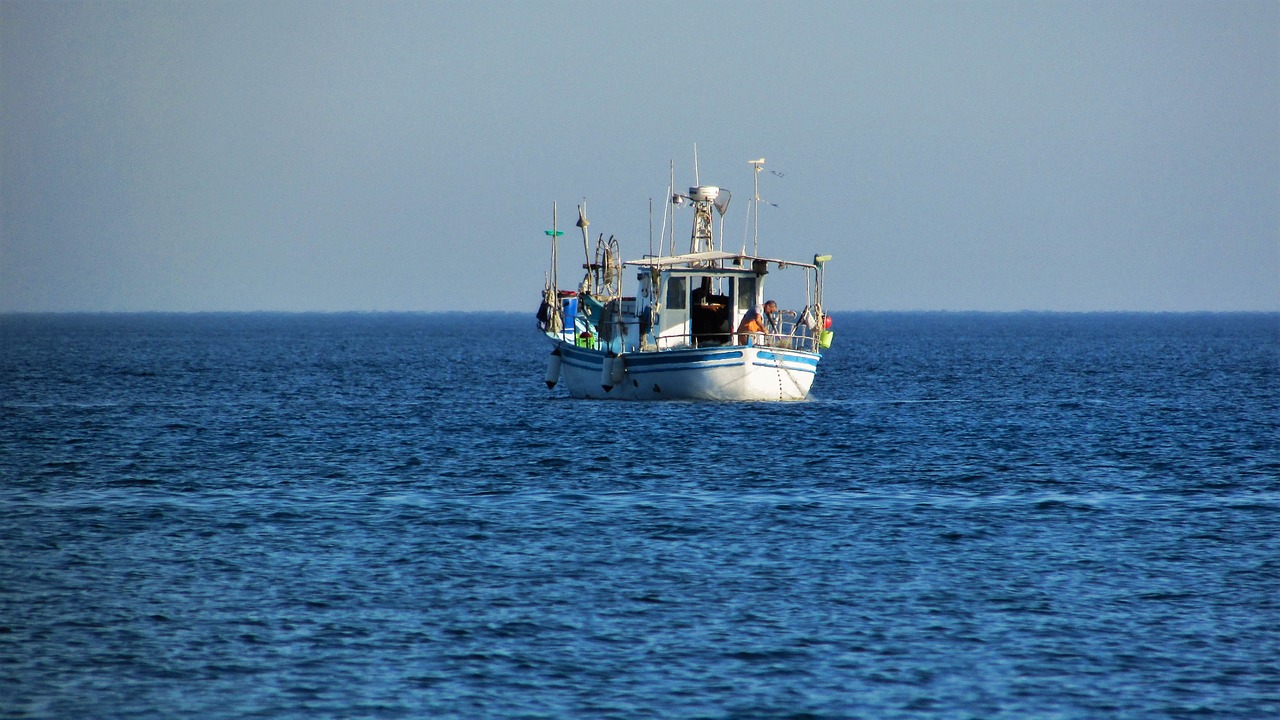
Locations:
749;158;765;255
668;160;676;257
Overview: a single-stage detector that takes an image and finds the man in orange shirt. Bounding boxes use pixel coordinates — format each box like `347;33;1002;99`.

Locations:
737;300;777;345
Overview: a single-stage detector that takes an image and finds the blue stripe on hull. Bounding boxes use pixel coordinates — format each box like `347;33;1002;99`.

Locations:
756;350;820;368
560;345;754;376
624;349;745;367
751;361;817;375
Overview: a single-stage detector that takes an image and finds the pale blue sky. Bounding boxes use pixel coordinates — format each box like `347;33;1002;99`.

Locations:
3;0;1277;312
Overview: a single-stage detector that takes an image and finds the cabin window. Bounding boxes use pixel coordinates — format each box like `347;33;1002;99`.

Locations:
665;276;687;310
737;275;757;311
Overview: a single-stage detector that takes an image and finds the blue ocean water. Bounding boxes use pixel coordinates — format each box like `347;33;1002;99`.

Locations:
2;312;1277;719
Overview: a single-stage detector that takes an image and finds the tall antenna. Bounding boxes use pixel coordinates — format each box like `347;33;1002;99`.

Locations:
749;158;765;254
648;197;653;258
693;143;700;186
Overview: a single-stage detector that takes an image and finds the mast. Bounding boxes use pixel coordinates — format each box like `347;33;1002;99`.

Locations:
688;186;717;254
672;150;731;259
546;202;562;293
543;202;565;330
577;203;591;294
749;158;765;255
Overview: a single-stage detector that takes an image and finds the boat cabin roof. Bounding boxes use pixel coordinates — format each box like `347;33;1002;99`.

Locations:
625;250;818;272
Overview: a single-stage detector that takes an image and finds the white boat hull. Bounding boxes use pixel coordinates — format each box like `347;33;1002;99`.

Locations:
550;340;818;401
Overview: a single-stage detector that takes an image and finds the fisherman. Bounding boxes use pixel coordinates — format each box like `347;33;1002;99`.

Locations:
737;300;777;345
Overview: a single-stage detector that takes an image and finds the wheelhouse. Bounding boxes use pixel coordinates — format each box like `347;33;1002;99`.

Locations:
630;250;823;352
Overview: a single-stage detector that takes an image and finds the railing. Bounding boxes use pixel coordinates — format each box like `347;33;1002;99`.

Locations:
652;326;822;353
543;314;823;354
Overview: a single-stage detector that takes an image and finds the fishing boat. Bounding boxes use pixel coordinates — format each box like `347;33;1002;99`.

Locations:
535;158;832;401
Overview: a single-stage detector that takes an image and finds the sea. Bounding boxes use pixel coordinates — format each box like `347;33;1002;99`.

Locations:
1;311;1277;719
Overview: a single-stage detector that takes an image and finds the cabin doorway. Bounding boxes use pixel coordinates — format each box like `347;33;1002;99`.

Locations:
691;276;732;346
